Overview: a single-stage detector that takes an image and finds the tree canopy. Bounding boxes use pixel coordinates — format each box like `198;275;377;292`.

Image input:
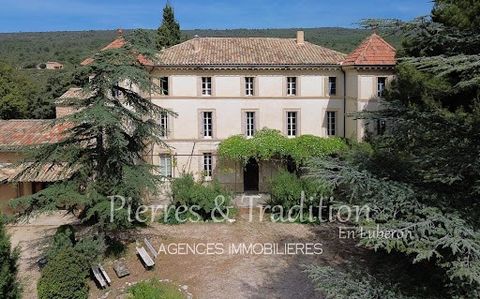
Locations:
0;62;39;119
11;35;175;231
156;4;181;50
0;217;20;299
308;1;480;297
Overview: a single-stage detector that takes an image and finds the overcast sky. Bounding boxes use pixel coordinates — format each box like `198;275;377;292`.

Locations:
0;0;433;33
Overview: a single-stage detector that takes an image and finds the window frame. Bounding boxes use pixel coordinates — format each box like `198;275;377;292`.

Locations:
328;76;337;96
245;77;255;96
159;76;169;96
377;77;387;97
326;111;337;136
201;77;212;96
159;111;169;138
202;153;213;179
286;77;297;96
159;154;173;178
200;110;215;139
245;111;256;137
285;110;299;137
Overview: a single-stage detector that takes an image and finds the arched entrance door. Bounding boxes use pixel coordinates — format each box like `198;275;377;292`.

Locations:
243;158;259;192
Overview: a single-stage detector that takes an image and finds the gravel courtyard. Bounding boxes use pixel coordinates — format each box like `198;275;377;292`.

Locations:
8;210;366;299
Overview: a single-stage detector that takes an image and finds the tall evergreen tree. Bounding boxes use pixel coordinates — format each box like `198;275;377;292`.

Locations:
308;1;480;297
156;3;181;50
0;217;20;299
11;36;175;231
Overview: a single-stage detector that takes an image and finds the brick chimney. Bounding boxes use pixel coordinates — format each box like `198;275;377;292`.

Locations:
296;31;305;45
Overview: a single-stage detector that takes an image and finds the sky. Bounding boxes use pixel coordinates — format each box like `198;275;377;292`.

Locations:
0;0;433;33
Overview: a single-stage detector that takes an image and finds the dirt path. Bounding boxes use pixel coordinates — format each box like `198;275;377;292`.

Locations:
7;209;365;299
91;210;365;299
7;212;80;299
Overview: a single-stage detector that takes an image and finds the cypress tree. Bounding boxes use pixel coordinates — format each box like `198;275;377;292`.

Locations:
156;3;181;50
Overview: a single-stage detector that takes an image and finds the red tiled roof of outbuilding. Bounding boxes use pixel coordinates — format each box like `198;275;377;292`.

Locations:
0;120;68;150
80;36;127;66
342;33;396;66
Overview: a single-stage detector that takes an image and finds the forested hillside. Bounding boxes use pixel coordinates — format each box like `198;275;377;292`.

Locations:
0;28;401;69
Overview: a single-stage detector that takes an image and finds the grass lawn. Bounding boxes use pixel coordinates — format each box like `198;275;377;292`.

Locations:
128;279;185;299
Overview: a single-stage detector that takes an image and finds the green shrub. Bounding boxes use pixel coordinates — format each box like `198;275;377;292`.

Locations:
45;226;105;271
45;225;75;262
168;174;231;222
37;247;89;299
267;171;332;221
39;226;105;298
73;235;106;271
0;216;21;299
305;265;417;299
128;279;184;299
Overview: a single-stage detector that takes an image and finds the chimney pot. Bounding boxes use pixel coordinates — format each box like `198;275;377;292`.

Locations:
193;36;201;52
296;31;305;45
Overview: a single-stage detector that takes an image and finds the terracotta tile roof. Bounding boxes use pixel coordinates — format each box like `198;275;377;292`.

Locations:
57;87;92;105
80;36;126;66
58;87;87;99
0;162;71;183
0;120;68;150
342;33;396;66
151;37;346;67
101;37;126;50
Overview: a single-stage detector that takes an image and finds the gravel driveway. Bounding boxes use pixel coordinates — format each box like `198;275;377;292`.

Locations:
8;209;365;299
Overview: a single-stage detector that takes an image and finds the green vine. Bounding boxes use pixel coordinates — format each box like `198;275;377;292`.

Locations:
218;128;347;164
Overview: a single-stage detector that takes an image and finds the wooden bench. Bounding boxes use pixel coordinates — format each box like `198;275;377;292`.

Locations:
144;238;158;258
91;265;107;288
136;246;155;268
98;264;111;285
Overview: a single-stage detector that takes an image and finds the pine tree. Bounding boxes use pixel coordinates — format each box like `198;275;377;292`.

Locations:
11;36;175;231
156;3;181;50
0;217;20;299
